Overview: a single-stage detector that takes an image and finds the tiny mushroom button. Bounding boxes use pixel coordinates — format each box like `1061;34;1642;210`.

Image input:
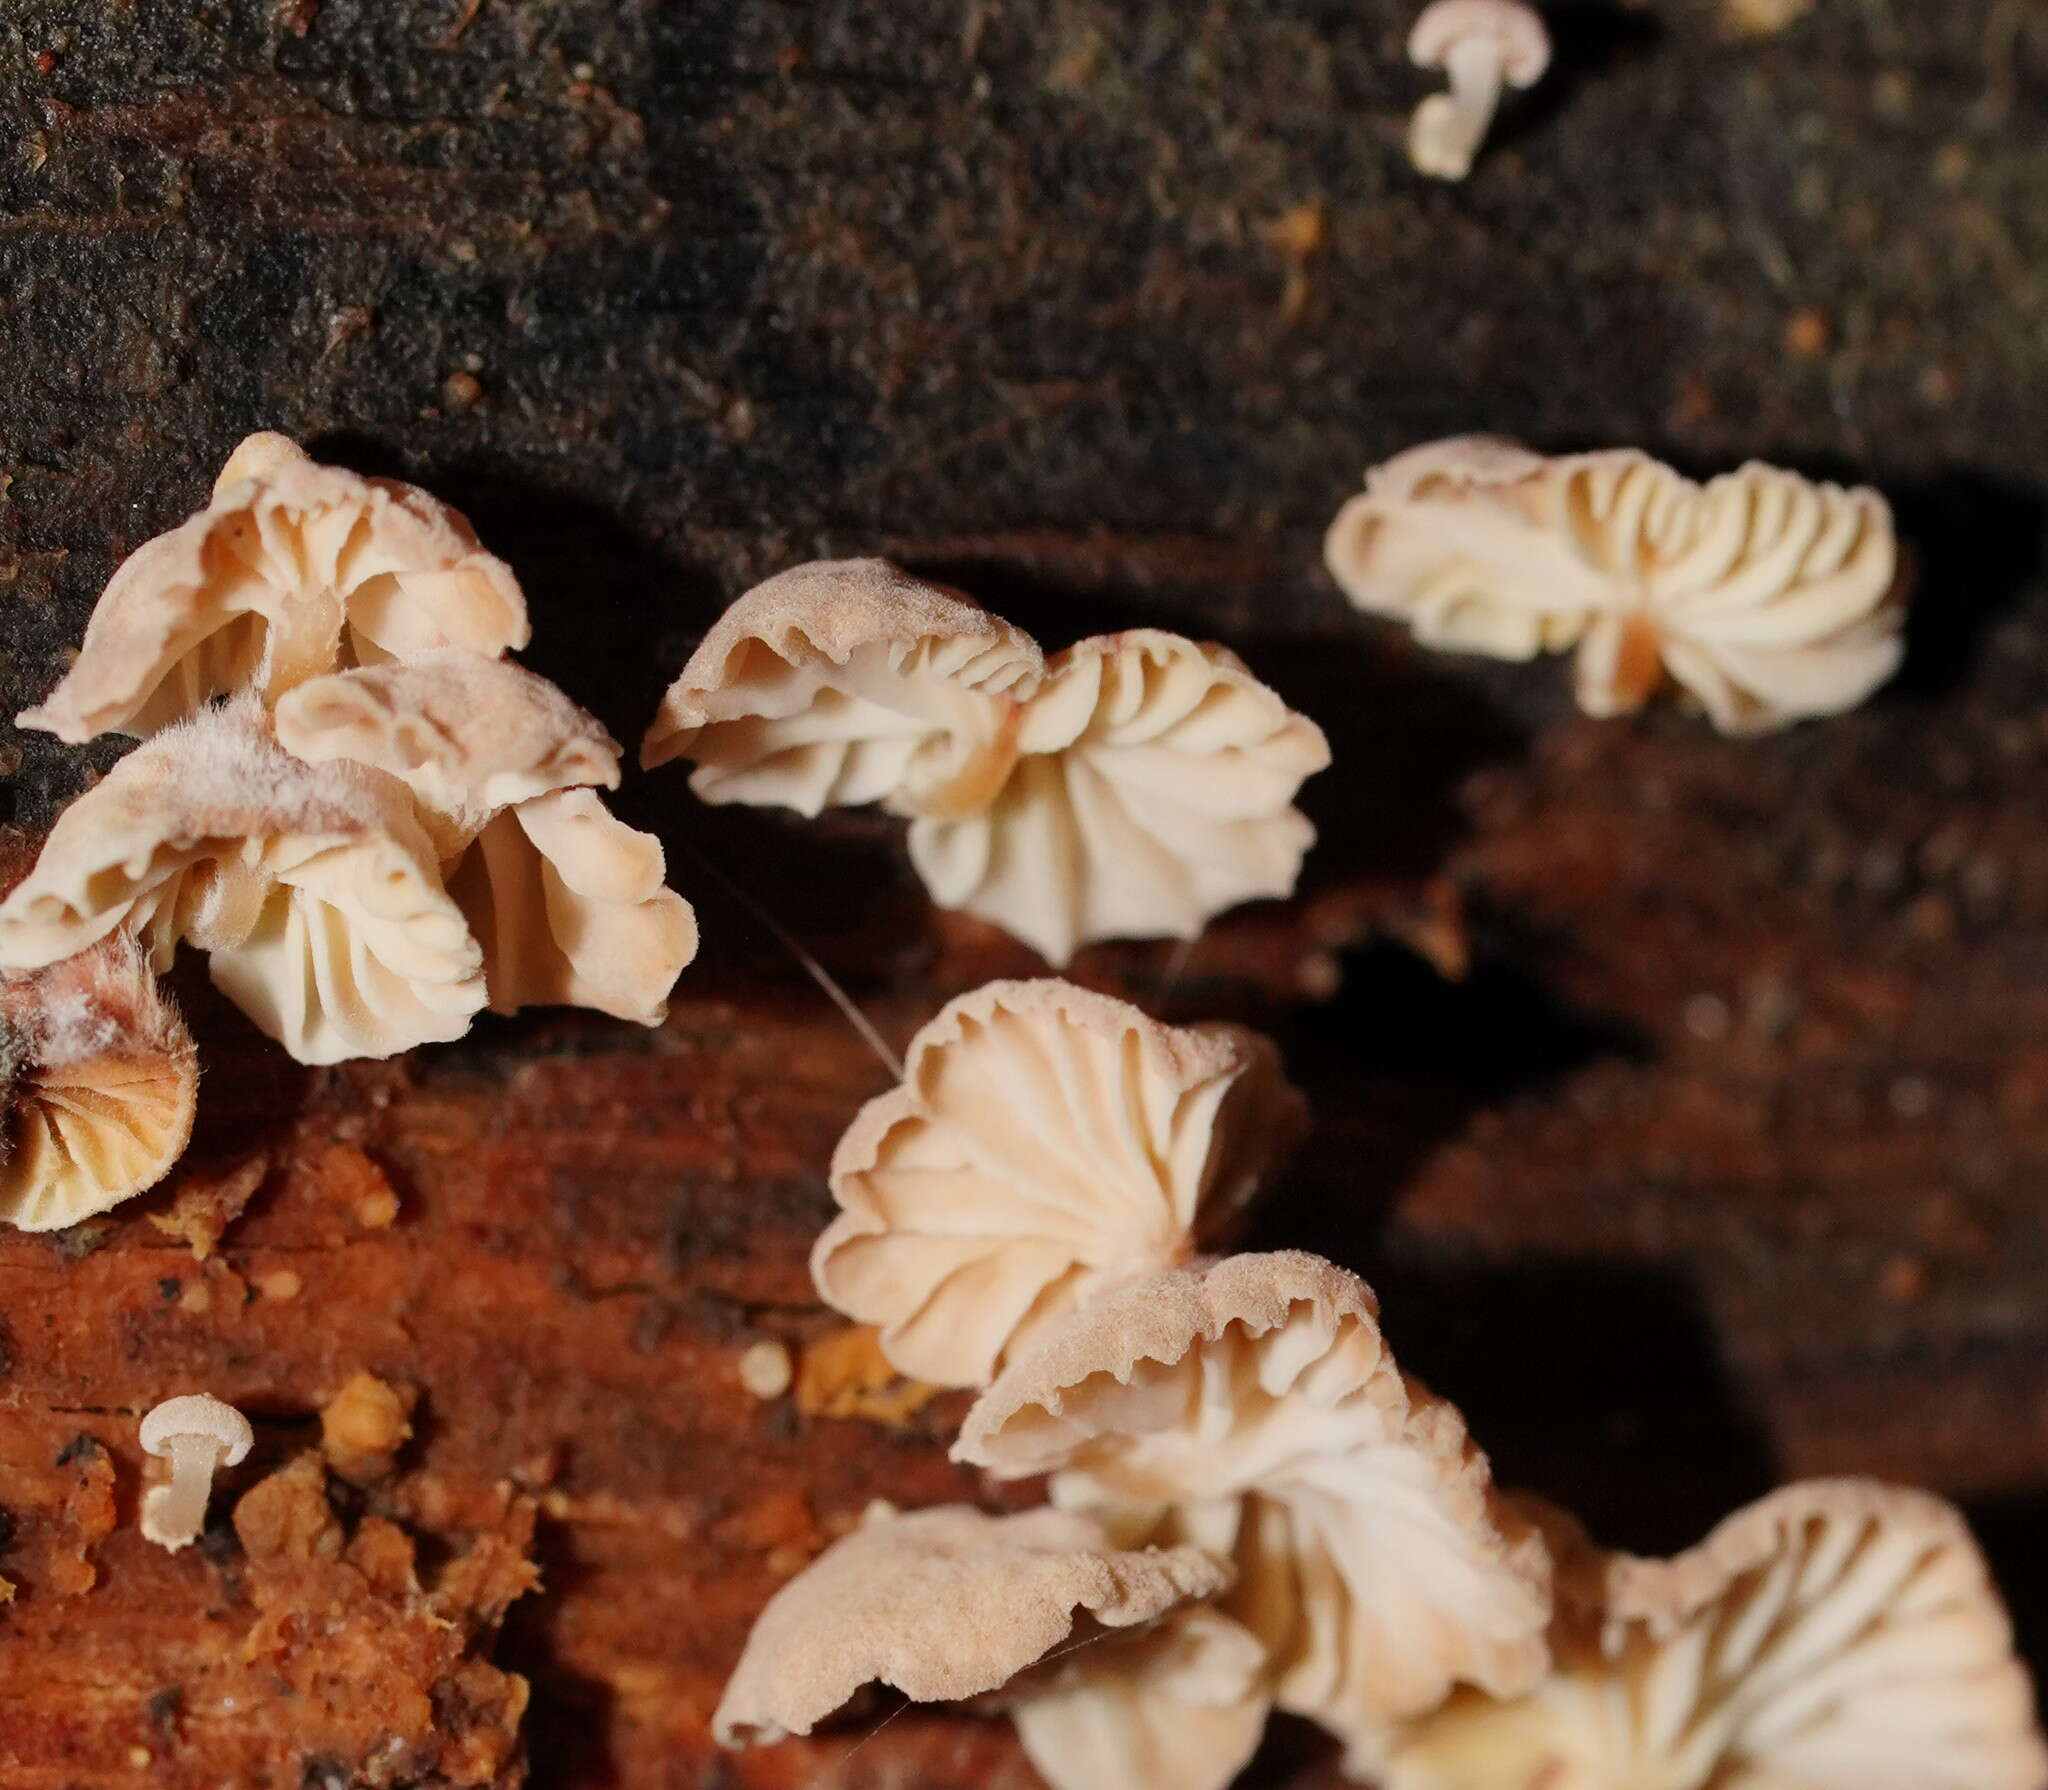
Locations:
1407;0;1552;181
138;1393;254;1552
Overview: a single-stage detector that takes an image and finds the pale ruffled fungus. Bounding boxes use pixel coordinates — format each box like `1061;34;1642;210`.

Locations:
999;1604;1271;1790
814;978;1306;1387
643;561;1327;963
139;1392;254;1552
0;936;199;1231
955;1251;1554;1769
711;1501;1231;1748
0;701;486;1064
1326;436;1905;734
1382;1479;2048;1790
18;433;529;744
642;558;1044;816
277;652;697;1026
1408;0;1552;180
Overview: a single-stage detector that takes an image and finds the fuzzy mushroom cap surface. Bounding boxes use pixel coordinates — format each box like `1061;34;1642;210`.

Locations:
711;1502;1231;1747
1383;1479;2048;1790
907;629;1329;964
140;1393;255;1462
0;935;199;1232
0;700;486;1064
957;1251;1554;1765
814;977;1305;1388
1408;0;1553;84
18;432;528;744
641;557;1043;818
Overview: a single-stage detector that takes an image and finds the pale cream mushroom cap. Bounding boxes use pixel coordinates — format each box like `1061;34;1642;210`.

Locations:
907;631;1330;965
1327;438;1905;733
1001;1605;1272;1790
956;1252;1554;1762
0;935;198;1232
1383;1479;2048;1790
711;1502;1231;1747
641;558;1043;819
274;649;623;860
815;977;1306;1389
0;701;486;1064
140;1391;255;1464
1409;0;1553;84
449;787;697;1026
18;432;530;744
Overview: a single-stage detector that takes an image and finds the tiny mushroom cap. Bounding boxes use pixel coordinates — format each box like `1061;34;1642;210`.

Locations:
138;1392;256;1553
712;1502;1231;1748
815;977;1307;1388
1406;0;1553;180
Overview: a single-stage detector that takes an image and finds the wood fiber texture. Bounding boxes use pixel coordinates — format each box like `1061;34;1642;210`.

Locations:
0;1;2045;1785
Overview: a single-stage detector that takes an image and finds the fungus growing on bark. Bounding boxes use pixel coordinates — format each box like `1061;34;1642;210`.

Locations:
956;1251;1554;1769
1382;1480;2048;1790
18;433;528;743
0;701;485;1064
644;561;1326;962
814;979;1305;1387
1407;0;1552;180
1326;437;1905;733
139;1393;254;1552
0;936;198;1232
711;1502;1231;1748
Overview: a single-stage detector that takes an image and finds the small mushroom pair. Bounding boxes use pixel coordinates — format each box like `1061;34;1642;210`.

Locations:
1325;435;1908;733
1407;0;1552;181
643;561;1331;965
0;435;697;1075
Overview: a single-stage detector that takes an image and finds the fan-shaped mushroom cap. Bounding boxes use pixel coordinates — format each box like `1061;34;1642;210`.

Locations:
1327;439;1905;734
0;702;486;1064
448;787;696;1026
1383;1480;2048;1790
909;631;1330;965
1409;0;1553;85
18;433;529;744
641;558;1043;819
274;650;622;860
0;936;198;1232
712;1502;1231;1748
1002;1605;1272;1790
814;978;1306;1388
956;1252;1553;1763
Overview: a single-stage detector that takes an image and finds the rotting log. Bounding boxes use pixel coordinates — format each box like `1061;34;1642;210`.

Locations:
1;1;2046;1785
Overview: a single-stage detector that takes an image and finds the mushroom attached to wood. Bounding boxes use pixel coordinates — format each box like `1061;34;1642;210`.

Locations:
18;432;529;744
712;1501;1232;1748
1407;0;1553;181
643;560;1327;963
955;1251;1555;1770
0;936;199;1232
1326;436;1906;733
814;978;1306;1388
277;651;698;1026
1382;1480;2048;1790
139;1392;254;1552
0;701;486;1064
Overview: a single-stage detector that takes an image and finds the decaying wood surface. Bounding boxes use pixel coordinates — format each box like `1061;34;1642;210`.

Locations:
1;1;2045;1785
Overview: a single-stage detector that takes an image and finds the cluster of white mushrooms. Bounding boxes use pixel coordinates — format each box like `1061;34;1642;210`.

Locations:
0;402;1991;1783
714;982;2048;1790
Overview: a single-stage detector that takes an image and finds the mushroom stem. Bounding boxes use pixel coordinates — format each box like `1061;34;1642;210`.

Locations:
1410;35;1508;180
141;1434;226;1551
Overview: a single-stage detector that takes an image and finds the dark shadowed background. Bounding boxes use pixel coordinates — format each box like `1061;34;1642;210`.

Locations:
0;2;2044;1785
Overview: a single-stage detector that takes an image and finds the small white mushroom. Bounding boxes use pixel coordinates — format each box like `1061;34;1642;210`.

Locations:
138;1393;254;1552
1408;0;1552;181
